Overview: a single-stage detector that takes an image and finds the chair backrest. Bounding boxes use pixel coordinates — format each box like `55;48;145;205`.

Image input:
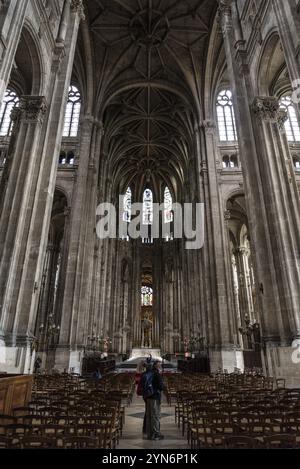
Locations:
263;434;296;449
21;436;55;449
0;415;16;425
62;436;99;449
0;436;13;449
224;435;257;449
4;424;32;436
12;407;33;417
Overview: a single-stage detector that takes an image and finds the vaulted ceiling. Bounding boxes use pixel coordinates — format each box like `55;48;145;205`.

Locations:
84;0;218;199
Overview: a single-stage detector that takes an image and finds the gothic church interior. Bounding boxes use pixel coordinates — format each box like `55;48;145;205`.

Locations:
0;0;300;451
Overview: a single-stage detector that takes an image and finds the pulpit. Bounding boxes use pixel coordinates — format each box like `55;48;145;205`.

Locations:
0;374;33;415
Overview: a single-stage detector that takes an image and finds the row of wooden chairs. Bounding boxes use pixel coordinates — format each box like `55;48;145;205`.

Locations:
164;371;300;449
0;372;135;449
0;435;106;449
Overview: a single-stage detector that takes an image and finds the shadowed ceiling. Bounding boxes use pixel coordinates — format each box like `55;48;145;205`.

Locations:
85;0;218;199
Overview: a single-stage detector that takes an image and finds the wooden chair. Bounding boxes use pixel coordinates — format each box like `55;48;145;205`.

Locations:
13;407;34;417
263;434;296;449
0;436;14;449
224;435;257;449
62;436;99;449
0;415;16;428
3;424;32;438
21;436;55;449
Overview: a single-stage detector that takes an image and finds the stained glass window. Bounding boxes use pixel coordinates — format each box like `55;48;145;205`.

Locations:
216;90;237;142
141;286;153;306
63;85;81;137
0;89;19;137
143;188;153;225
123;187;132;222
164;187;173;223
279;95;300;142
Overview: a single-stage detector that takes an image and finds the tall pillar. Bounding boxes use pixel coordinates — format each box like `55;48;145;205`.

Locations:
0;96;47;364
251;96;300;338
55;119;103;372
234;247;253;322
219;0;300;385
199;121;243;372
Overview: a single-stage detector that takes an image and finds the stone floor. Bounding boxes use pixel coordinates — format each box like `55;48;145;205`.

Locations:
118;395;189;450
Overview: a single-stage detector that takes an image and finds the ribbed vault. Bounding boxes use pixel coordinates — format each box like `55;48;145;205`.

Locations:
85;0;218;198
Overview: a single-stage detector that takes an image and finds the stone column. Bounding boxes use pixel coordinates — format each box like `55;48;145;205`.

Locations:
55;119;103;371
0;0;84;374
219;0;300;385
132;243;141;349
234;247;253;323
0;0;29;104
199;121;243;371
251;96;300;338
0;96;47;335
230;254;242;340
36;243;58;347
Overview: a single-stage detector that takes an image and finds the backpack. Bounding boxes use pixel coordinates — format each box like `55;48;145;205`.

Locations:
142;371;154;399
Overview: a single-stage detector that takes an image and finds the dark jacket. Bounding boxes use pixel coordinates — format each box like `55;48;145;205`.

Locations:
150;369;164;400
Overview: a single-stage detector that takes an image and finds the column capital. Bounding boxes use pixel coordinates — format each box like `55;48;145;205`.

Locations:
70;0;85;20
234;246;249;256
224;209;231;220
218;0;233;16
252;96;280;121
63;207;71;218
0;0;10;12
235;43;250;76
201;120;217;135
252;97;289;130
12;96;47;124
52;44;66;73
218;0;233;32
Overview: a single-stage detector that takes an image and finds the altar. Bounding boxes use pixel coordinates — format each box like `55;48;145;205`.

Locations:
130;348;161;360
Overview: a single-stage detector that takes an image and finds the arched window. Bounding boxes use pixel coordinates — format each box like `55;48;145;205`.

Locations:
216;89;237;142
0;88;19;137
164;186;173;223
123;187;132;222
63;85;81;137
222;154;239;168
59;151;66;165
279;95;300;142
143;188;153;225
141;286;153;306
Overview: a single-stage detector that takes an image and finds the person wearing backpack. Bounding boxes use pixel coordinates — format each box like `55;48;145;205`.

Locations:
141;360;164;440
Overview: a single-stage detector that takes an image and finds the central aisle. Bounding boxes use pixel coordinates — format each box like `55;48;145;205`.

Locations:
118;394;189;450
